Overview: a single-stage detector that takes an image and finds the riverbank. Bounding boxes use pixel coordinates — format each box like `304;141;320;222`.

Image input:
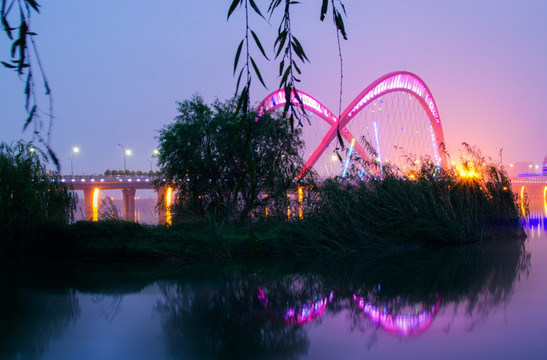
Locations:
11;215;525;264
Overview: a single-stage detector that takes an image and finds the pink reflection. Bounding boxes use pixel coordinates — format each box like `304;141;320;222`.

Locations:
256;287;334;326
285;291;334;325
353;294;440;337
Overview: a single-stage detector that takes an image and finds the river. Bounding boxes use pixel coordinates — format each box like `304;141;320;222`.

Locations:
1;215;546;359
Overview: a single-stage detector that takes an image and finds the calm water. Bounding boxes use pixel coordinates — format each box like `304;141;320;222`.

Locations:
1;219;546;359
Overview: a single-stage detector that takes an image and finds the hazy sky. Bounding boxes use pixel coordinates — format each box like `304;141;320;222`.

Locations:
1;0;546;174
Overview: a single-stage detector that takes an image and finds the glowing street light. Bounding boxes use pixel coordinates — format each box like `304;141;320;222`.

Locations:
68;146;80;175
118;144;132;171
149;149;160;172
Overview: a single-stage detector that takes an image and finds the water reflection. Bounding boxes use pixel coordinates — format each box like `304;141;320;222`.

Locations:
0;269;80;360
153;239;529;358
0;235;531;359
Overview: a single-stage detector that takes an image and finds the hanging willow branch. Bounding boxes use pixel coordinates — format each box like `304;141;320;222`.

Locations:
1;0;57;168
228;0;347;127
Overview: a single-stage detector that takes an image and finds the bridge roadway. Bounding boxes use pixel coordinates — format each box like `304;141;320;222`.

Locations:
57;174;547;223
59;175;170;223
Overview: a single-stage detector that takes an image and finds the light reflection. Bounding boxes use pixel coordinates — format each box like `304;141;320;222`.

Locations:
544;186;547;217
353;295;440;337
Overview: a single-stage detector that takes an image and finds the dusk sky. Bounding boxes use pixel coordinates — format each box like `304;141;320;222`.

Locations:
1;0;546;174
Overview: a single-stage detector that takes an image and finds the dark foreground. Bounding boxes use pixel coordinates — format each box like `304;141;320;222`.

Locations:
1;222;545;360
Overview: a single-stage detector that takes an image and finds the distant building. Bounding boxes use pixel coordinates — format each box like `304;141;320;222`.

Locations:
516;155;547;178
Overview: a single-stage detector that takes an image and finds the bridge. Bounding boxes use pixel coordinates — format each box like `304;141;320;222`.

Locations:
62;71;546;223
257;71;448;178
58;175;172;224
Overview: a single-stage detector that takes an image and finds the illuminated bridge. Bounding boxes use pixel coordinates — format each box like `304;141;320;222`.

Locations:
58;175;172;223
257;71;448;178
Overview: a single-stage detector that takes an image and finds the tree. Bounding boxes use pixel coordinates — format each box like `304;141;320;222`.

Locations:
0;141;76;253
157;95;305;221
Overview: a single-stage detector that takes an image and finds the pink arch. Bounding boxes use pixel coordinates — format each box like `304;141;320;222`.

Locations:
256;90;376;175
257;71;448;176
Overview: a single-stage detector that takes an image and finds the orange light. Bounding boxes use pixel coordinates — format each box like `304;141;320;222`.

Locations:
92;188;99;221
298;186;303;220
543;186;547;217
520;186;526;218
165;187;173;226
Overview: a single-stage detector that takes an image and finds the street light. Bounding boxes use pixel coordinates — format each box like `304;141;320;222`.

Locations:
149;149;160;172
118;144;132;171
67;157;74;176
68;146;80;175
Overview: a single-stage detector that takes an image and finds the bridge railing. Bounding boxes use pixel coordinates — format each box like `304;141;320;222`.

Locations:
57;174;163;183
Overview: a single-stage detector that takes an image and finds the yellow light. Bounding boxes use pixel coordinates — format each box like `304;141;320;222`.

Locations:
503;186;508;191
92;188;99;221
543;186;547;217
165;187;173;226
520;186;526;218
510;164;514;167
298;186;303;220
73;146;80;154
29;147;35;153
125;149;132;156
153;149;159;156
287;206;291;219
409;174;415;179
331;155;338;161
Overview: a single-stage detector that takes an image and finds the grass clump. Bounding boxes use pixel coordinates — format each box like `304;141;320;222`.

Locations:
303;143;524;246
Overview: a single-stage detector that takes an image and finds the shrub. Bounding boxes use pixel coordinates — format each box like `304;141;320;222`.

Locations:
0;141;76;254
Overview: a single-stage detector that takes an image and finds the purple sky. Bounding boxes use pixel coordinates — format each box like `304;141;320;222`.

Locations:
1;0;546;175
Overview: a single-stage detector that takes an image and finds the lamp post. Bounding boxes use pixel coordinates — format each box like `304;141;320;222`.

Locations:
149;149;159;172
118;144;132;172
68;146;80;175
68;157;74;176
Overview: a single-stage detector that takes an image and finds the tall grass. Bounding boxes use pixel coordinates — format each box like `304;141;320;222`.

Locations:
299;143;524;246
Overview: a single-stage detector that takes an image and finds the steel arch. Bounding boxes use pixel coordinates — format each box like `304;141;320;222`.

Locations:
256;71;448;177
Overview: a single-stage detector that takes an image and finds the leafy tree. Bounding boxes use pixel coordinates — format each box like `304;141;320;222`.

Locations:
157;95;305;221
0;141;76;253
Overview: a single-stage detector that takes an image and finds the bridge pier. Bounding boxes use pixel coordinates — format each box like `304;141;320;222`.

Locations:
122;188;136;221
83;188;99;221
156;185;173;226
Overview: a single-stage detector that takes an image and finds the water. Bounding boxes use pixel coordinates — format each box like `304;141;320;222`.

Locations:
1;220;546;359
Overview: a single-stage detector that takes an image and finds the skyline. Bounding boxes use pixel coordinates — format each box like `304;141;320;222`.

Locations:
1;0;546;174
